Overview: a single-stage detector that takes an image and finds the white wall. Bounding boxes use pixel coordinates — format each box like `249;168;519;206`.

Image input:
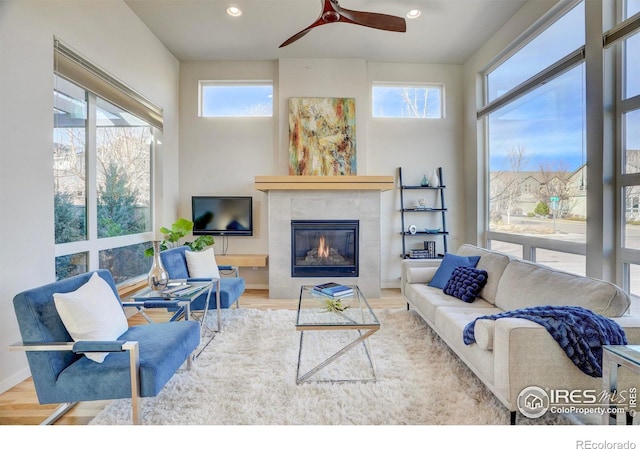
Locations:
179;58;464;289
179;61;277;288
367;62;464;286
0;0;180;393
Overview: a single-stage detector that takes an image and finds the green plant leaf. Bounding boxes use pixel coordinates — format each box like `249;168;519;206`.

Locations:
171;218;193;234
146;218;212;256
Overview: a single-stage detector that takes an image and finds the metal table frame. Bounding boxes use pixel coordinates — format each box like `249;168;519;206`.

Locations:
601;345;640;425
295;285;380;384
128;280;219;357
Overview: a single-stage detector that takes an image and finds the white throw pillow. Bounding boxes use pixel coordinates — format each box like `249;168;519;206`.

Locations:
53;272;128;363
185;247;220;279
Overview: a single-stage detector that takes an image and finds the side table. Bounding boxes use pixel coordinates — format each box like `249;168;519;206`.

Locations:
126;281;215;357
602;345;640;424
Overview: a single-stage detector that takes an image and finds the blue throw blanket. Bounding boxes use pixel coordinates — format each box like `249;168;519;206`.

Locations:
463;306;627;377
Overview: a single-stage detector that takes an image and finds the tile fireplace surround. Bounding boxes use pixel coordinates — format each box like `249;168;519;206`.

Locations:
255;176;393;299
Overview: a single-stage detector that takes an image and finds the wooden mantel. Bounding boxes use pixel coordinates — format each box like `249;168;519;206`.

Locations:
254;175;394;192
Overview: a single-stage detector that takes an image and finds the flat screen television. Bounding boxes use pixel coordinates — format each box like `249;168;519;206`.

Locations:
192;196;253;236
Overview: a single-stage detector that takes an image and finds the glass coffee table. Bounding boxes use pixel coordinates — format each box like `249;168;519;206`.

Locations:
296;285;380;384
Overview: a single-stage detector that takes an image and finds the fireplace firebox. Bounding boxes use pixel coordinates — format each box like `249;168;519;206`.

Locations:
291;220;359;277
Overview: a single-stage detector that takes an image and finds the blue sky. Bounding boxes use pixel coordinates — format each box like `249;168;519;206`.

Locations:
488;1;640;172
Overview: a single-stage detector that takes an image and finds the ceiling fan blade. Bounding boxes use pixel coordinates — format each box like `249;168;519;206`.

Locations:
279;27;316;48
279;0;406;48
279;4;330;48
336;6;407;33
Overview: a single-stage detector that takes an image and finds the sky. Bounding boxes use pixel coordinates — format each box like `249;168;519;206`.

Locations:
488;1;640;172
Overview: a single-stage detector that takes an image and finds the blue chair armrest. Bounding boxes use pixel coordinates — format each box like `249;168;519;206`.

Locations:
72;340;127;354
218;265;233;270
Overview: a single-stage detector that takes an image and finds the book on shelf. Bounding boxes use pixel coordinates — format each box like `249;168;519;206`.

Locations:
313;282;353;298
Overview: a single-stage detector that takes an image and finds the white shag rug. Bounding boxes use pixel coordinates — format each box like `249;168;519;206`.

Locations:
89;308;572;425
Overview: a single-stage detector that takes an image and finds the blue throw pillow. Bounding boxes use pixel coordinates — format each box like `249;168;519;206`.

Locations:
428;253;481;289
443;266;489;303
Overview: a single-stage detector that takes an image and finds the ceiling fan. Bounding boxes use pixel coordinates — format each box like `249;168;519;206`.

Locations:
279;0;407;48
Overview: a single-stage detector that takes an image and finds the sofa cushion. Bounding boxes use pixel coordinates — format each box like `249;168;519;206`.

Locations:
53;272;128;363
494;259;631;317
405;283;495;323
443;266;488;303
433;306;502;382
457;244;511;304
58;320;200;400
406;266;438;284
429;253;481;289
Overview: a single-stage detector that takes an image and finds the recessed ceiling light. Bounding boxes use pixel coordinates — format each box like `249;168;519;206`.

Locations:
226;6;242;17
407;9;421;19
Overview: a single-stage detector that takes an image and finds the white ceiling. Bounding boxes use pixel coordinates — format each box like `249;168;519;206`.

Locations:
124;0;528;64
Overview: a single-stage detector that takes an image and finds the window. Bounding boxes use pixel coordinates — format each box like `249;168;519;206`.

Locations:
54;40;158;283
372;84;443;118
480;2;587;274
627;0;640;18
199;82;273;117
617;7;640;288
487;64;586;240
486;2;585;102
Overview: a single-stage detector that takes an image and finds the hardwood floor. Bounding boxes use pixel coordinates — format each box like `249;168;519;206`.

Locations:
0;288;406;425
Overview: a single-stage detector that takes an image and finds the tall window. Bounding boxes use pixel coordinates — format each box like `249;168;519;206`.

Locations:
480;1;586;274
612;3;640;295
54;40;159;283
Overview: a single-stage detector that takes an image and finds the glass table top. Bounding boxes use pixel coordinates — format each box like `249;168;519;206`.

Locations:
296;285;379;329
604;345;640;365
132;280;213;301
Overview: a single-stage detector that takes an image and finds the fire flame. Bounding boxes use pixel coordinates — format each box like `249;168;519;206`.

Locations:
318;236;330;258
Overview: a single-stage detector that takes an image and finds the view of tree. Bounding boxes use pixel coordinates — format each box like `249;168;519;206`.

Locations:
534;201;550;217
490;145;529;224
54;191;85;244
537;161;571;216
97;161;147;238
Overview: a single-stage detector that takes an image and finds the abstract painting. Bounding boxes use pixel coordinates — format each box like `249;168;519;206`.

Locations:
288;97;356;175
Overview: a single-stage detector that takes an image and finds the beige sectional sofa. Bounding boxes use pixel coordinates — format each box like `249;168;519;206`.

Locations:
401;244;640;424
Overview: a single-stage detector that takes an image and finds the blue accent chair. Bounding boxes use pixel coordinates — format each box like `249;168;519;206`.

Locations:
10;269;200;425
160;246;245;331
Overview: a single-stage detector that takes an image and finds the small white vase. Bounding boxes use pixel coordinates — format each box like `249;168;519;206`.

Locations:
429;169;440;187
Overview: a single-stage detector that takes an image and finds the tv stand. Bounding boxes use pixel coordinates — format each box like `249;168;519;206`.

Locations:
216;254;268;268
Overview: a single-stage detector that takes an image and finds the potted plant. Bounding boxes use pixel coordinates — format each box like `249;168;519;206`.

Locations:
144;217;214;257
